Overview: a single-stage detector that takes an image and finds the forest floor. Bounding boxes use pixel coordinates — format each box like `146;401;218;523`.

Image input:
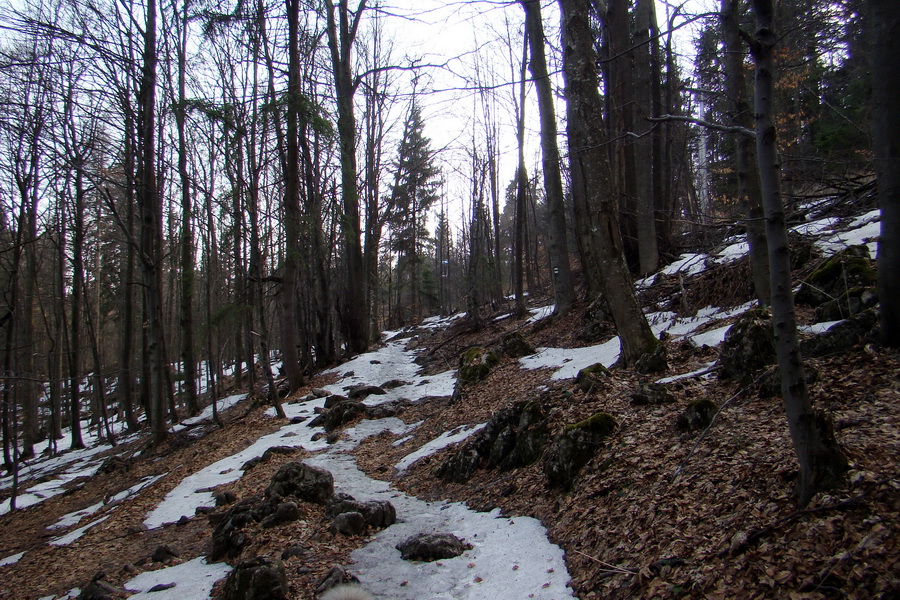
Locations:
0;194;897;600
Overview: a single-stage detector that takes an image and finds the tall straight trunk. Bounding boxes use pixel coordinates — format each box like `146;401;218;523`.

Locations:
176;0;199;415
605;0;639;265
721;0;770;306
281;0;306;390
69;163;86;449
120;115;139;431
513;28;529;317
18;133;39;459
633;0;659;274
520;0;574;314
870;0;900;348
325;0;369;353
138;0;167;444
749;0;846;507
559;0;658;366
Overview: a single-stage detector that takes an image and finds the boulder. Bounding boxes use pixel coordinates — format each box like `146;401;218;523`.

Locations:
347;385;386;400
266;462;334;505
330;512;367;536
717;309;776;384
211;496;273;560
151;544;179;563
814;286;878;322
396;533;471;561
801;309;878;358
796;246;876;307
630;382;675;405
501;332;536;358
221;556;289;600
457;347;500;385
576;363;610;392
634;344;668;374
544;412;617;491
327;493;396;528
676;399;718;432
323;394;351;409
260;501;301;529
308;401;366;432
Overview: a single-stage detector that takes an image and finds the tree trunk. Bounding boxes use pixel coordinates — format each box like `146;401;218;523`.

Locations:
749;0;847;506
870;0;900;348
558;0;659;366
520;0;574;315
633;0;659;274
513;27;529;317
325;0;369;353
721;0;770;306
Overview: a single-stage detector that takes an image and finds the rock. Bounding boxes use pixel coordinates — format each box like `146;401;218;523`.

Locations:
365;401;408;420
310;388;330;398
814;286;878;322
576;363;610;392
281;544;306;560
347;384;386;400
323;394;351;409
315;566;360;596
330;512;367;536
211;497;268;560
396;532;471;561
544;412;617;491
635;344;668;374
290;416;307;424
97;455;132;475
630;382;675;405
221;556;289;600
717;309;776;384
801;309;878;358
501;332;536;358
151;544;179;563
676;399;718;432
457;347;500;385
241;446;300;471
579;320;614;344
147;583;177;592
380;379;409;389
796;246;876;307
436;400;548;483
266;462;334;505
215;491;238;506
260;501;301;529
327;493;396;528
309;401;366;432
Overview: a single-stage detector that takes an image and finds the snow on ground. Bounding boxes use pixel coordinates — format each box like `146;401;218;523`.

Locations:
395;423;487;474
817;219;880;257
306;419;577;600
122;556;232;600
175;393;246;429
321;341;456;406
49;515;110;546
48;501;104;530
656;362;717;384
520;338;621;380
528;304;555;323
0;551;25;566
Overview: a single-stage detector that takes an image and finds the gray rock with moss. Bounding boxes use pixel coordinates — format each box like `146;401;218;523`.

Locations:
544;413;617;491
457;346;500;385
717;309;776;384
676;399;718;432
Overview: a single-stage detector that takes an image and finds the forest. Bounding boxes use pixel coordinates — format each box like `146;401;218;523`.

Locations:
0;0;897;597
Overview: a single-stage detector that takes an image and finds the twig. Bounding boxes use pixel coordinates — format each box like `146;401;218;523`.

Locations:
572;549;637;575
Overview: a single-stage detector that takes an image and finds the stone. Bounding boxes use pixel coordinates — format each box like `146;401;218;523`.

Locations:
576;363;610;392
676;399;719;432
544;412;617;491
457;346;500;385
308;401;366;432
630;382;675;405
241;446;300;471
323;394;351;409
814;286;878;322
716;309;776;384
330;512;367;536
260;501;301;529
634;344;668;374
327;493;396;528
266;462;334;504
347;384;386;400
801;309;878;358
151;544;179;563
380;379;409;389
281;545;306;560
214;491;238;506
500;332;536;358
796;246;876;307
221;556;289;600
396;532;471;561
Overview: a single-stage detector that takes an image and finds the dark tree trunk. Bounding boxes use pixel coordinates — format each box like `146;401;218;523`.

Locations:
514;28;529;317
870;0;900;348
520;0;574;315
558;0;659;366
749;0;847;506
721;0;770;306
633;0;659;275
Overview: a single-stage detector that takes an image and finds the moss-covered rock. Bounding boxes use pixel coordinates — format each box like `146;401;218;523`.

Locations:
800;308;879;358
458;346;500;385
676;398;718;432
629;382;676;405
796;246;876;307
717;309;776;384
501;331;537;358
635;344;668;374
814;286;878;322
544;412;617;491
576;363;610;392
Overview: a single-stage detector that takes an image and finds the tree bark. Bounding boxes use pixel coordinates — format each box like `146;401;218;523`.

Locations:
870;0;900;348
520;0;574;315
558;0;659;366
633;0;659;274
749;0;847;506
721;0;770;306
